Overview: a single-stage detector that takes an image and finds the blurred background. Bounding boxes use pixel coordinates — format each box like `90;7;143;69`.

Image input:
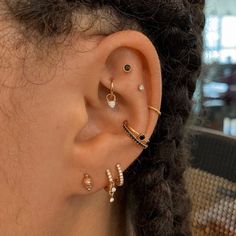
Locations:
193;0;236;137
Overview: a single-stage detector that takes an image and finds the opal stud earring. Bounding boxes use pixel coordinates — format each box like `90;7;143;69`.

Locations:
123;64;132;73
138;84;145;91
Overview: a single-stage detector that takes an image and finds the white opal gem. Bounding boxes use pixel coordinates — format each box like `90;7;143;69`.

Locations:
110;197;114;203
138;84;145;91
108;100;116;109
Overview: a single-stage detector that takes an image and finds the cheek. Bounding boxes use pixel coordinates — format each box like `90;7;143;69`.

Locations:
0;69;87;225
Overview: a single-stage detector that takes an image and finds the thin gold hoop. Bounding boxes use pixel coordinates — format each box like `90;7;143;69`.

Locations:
115;164;124;187
122;120;149;149
148;105;161;116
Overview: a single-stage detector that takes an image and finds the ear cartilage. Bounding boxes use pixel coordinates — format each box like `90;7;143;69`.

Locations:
122;120;149;149
83;173;93;191
123;64;132;73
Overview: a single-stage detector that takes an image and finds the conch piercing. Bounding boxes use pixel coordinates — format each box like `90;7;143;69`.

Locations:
115;163;124;187
105;169;117;203
82;173;93;191
123;64;132;73
123;120;149;149
106;80;117;109
148;105;161;116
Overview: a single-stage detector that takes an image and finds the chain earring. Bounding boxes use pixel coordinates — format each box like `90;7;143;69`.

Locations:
106;80;117;109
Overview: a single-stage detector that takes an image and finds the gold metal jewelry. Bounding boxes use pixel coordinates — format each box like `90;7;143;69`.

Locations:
123;64;132;73
105;169;117;203
115;163;124;187
122;120;149;149
148;105;161;116
82;173;93;191
106;80;117;109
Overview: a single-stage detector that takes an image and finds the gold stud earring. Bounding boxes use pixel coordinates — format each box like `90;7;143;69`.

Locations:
123;64;132;73
104;169;117;203
82;173;93;191
106;80;117;109
115;163;124;187
122;120;149;149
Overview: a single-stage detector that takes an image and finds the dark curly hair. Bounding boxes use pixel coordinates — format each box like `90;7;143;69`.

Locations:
4;0;205;235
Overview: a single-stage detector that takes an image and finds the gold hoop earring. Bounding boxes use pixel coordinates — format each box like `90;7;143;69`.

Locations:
106;80;117;109
122;120;149;149
115;164;124;187
148;105;161;116
104;169;117;203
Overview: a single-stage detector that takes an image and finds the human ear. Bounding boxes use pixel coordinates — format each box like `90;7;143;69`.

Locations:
72;30;162;196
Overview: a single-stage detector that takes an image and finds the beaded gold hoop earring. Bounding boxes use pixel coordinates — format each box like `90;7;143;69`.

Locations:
115;163;124;187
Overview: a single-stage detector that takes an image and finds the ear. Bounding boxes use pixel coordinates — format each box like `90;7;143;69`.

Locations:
73;30;162;194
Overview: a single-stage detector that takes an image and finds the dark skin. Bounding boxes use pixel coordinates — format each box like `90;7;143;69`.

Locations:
0;15;162;236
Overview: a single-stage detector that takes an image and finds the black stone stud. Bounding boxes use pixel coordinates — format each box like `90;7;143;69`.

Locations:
139;134;146;141
123;64;132;73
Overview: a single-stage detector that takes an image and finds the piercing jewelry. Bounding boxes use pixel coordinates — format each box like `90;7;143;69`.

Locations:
115;163;124;187
82;173;93;191
106;80;117;109
148;105;161;116
138;84;145;91
105;169;117;203
123;64;132;73
123;120;149;149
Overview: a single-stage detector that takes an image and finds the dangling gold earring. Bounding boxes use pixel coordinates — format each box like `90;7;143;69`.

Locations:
106;79;117;109
104;169;117;203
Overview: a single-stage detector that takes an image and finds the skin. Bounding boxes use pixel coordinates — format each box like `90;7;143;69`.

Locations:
0;19;162;236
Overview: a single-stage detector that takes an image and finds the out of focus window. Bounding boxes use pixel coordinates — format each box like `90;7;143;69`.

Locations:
194;0;236;136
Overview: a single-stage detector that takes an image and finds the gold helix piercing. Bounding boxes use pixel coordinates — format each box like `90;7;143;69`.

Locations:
148;105;161;116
